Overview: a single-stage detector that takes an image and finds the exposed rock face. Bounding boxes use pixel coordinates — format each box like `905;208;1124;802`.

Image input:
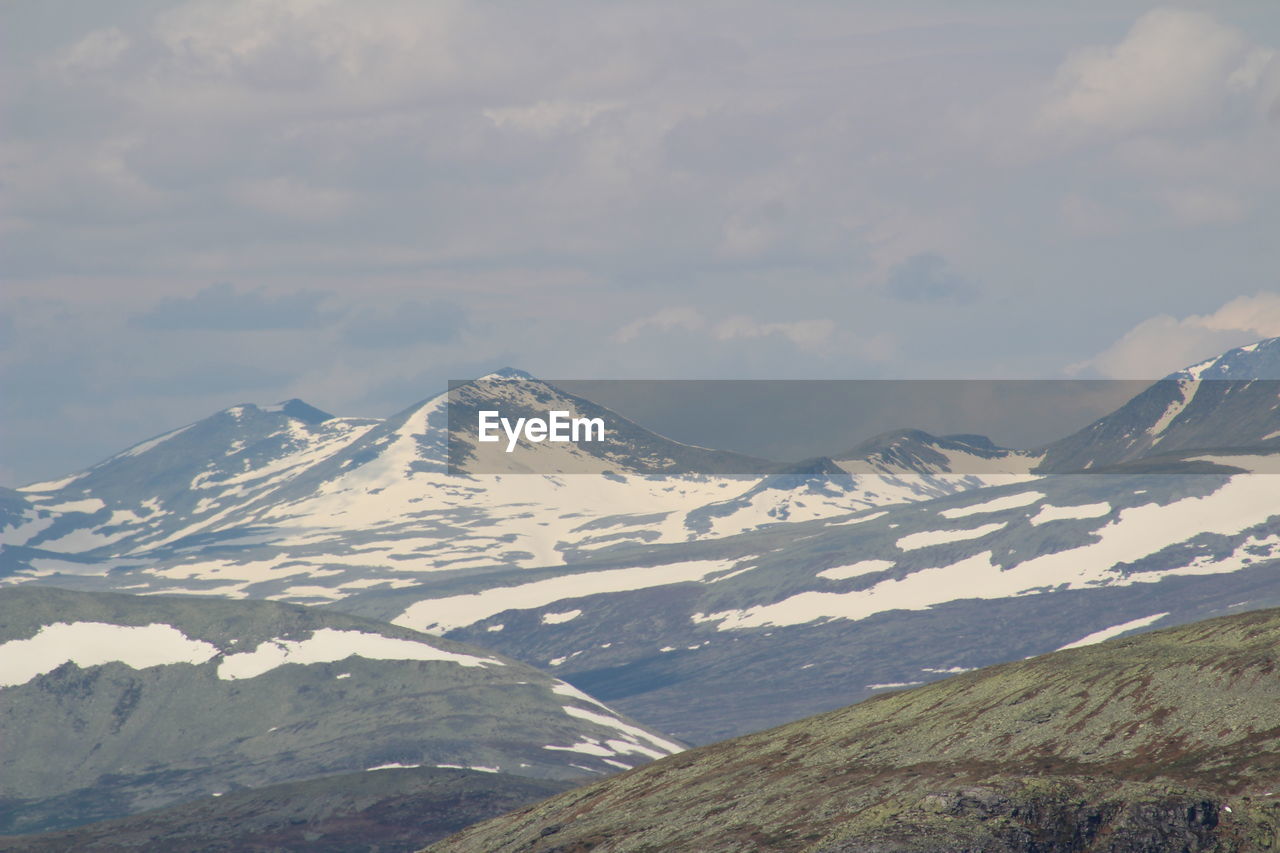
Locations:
817;783;1234;852
426;607;1280;852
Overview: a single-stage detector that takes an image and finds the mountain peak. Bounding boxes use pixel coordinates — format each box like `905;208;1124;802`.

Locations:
1171;335;1280;380
477;367;537;381
265;398;333;424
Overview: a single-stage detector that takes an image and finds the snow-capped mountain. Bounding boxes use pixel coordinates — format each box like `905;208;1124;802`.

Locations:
0;378;1002;601
448;370;777;475
2;340;1279;744
5;400;378;559
0;586;682;834
1038;338;1280;473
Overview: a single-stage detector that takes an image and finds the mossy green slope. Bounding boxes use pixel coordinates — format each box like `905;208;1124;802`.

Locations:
428;607;1280;852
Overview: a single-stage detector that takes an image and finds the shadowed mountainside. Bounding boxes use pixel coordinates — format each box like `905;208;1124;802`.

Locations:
0;767;573;853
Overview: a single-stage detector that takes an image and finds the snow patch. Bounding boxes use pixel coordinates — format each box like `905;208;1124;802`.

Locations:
817;559;896;581
1056;613;1169;650
118;424;196;458
561;705;684;756
939;491;1043;518
394;560;737;634
217;628;502;679
542;609;582;625
896;522;1006;551
0;622;218;687
17;473;86;493
38;498;106;514
1030;502;1111;525
551;680;613;710
1150;380;1197;438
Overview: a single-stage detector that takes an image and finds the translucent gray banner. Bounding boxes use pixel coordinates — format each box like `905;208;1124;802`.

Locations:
446;377;1280;475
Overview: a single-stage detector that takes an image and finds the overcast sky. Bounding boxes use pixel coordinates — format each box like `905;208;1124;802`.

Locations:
3;1;1280;484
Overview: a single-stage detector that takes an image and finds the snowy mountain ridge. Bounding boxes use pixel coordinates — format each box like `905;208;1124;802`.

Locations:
3;340;1280;742
1;377;1017;603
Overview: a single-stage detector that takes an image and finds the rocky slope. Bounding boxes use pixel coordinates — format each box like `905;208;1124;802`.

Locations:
427;606;1280;852
0;587;682;835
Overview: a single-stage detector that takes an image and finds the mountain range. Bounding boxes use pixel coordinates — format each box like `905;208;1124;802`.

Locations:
3;340;1280;745
2;337;1280;847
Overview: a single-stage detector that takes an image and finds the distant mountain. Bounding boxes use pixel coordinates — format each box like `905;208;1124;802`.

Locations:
1039;338;1280;473
1;400;379;580
0;587;681;835
0;378;1001;601
428;606;1280;853
448;371;778;476
832;428;1040;475
2;340;1279;747
0;768;573;853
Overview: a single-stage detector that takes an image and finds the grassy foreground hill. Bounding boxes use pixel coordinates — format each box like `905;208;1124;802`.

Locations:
427;607;1280;852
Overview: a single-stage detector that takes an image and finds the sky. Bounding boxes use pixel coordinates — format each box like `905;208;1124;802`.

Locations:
3;1;1280;484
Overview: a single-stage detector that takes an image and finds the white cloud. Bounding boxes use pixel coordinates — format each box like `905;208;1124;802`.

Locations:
483;100;617;136
712;315;834;348
615;307;704;343
1070;293;1280;378
1025;9;1280;232
57;27;132;73
615;307;833;350
1039;9;1271;138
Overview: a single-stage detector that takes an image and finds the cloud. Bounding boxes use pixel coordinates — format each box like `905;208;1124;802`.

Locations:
483;100;618;136
616;307;833;350
131;283;333;331
615;307;704;343
5;4;1280;481
342;299;469;349
1011;9;1280;233
1039;9;1273;138
883;253;978;304
1069;292;1280;378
